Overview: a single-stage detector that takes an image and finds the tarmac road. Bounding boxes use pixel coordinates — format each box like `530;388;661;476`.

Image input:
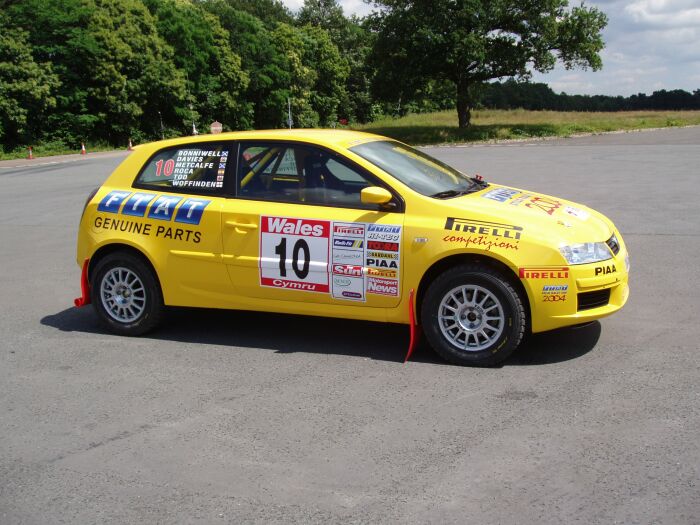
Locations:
1;127;699;524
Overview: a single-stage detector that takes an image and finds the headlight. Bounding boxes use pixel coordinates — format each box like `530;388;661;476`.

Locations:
559;242;612;265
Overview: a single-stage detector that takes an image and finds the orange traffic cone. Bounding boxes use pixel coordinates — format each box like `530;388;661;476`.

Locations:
127;138;133;151
80;143;86;155
28;146;33;160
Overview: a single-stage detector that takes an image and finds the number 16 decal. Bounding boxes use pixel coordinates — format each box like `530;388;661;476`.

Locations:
260;216;330;292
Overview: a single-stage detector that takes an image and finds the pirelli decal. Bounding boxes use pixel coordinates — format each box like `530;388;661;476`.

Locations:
443;217;522;252
444;218;522;240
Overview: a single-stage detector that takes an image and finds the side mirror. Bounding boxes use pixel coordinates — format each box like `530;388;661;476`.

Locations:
361;186;393;205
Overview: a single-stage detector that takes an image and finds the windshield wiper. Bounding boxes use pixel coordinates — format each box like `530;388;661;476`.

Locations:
430;189;470;199
430;183;485;199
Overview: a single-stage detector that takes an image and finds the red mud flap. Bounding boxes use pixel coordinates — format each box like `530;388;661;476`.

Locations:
404;288;420;363
74;258;91;307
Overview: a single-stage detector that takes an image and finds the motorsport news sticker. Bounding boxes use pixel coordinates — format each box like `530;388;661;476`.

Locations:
259;216;331;293
366;276;399;296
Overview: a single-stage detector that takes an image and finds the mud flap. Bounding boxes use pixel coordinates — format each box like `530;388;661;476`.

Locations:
74;258;91;307
404;288;420;363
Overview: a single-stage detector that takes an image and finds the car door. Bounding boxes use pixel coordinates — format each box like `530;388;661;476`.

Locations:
221;141;405;308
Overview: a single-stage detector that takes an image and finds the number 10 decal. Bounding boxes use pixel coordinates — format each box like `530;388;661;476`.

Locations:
260;216;330;292
274;237;310;279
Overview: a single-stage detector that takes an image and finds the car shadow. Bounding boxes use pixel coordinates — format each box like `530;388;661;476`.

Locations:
41;307;601;367
506;321;601;366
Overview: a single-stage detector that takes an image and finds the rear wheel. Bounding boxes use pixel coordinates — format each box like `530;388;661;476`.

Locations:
90;251;163;336
421;264;526;366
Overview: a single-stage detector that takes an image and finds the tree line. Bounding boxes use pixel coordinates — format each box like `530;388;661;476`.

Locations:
0;0;694;152
481;80;700;112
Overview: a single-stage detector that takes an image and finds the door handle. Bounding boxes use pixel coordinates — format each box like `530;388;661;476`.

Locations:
225;220;258;231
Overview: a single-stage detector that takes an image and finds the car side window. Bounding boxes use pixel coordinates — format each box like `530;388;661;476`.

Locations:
135;142;231;195
237;142;383;209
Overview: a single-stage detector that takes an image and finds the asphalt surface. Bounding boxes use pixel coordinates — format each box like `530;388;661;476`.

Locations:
1;127;699;524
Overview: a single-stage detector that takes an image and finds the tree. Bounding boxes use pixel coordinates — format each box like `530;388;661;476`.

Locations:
299;24;350;125
203;0;292;128
0;13;60;149
144;0;251;132
370;0;608;127
225;0;294;26
298;0;374;122
298;0;347;42
9;0;187;145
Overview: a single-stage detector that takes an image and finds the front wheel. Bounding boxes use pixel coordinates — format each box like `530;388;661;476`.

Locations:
90;251;164;336
421;264;526;366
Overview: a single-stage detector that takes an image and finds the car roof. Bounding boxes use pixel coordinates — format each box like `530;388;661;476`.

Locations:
133;129;389;153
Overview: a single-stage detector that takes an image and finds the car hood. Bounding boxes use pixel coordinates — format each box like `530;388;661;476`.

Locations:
443;184;614;244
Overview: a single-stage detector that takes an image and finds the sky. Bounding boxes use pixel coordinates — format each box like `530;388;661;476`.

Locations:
281;0;700;96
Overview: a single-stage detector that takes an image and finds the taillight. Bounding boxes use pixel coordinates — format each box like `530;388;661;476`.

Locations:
80;187;100;222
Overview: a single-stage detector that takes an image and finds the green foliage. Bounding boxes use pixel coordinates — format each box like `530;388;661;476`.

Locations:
269;22;349;127
203;1;291;128
0;13;60;149
144;0;251;131
299;0;375;122
299;24;349;125
370;0;608;127
9;0;186;145
224;0;294;26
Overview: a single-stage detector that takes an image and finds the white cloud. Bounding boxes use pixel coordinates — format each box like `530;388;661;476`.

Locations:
533;0;700;94
625;0;700;27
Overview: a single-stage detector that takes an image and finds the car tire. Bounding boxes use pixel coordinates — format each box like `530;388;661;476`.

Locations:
90;251;163;336
421;264;526;366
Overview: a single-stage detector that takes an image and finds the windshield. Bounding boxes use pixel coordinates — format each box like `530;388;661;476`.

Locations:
349;140;486;197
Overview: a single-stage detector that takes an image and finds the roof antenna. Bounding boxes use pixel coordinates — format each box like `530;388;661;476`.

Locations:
287;97;293;130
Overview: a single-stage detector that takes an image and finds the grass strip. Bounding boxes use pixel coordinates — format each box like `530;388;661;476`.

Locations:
354;109;700;145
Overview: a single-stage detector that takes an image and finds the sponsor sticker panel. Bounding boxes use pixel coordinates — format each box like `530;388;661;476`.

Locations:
261;217;403;300
331;222;367;300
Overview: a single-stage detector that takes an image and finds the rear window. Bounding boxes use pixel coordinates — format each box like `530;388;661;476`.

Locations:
135;143;232;194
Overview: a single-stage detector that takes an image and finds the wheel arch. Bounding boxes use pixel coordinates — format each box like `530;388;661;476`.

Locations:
416;253;531;327
88;243;162;293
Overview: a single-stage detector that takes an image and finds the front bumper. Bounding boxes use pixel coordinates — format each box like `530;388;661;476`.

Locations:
526;244;629;333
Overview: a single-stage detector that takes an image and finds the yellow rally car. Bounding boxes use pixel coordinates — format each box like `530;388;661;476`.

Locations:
75;130;629;366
